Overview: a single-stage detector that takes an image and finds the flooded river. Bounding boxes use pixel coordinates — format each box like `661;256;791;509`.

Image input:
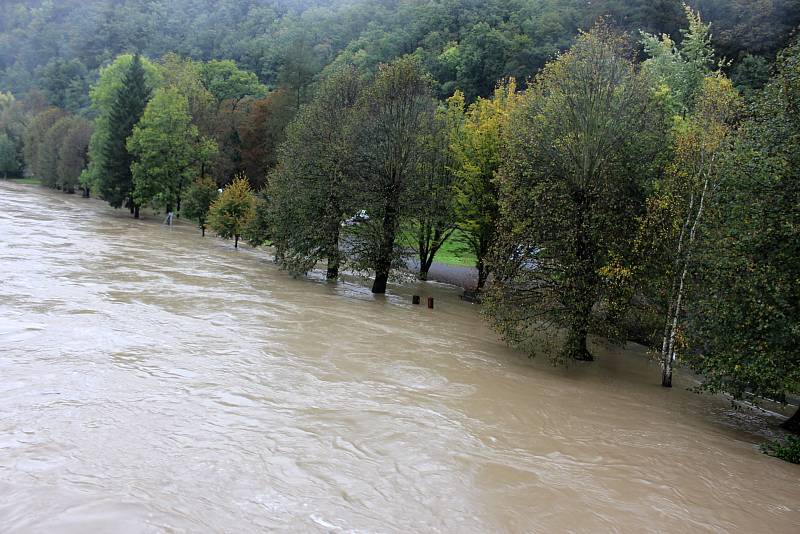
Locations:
0;182;798;533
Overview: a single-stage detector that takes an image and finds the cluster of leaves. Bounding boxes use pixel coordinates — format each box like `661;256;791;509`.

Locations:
761;436;800;464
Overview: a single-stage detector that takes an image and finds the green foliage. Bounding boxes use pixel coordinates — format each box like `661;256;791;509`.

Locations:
349;56;438;293
82;54;161;203
182;176;219;236
56;117;92;193
22;107;65;180
487;25;665;362
208;175;255;248
0;132;21;177
685;38;800;402
761;436;800;464
200;60;267;107
127;86;218;212
447;79;520;289
267;65;364;278
39;117;76;188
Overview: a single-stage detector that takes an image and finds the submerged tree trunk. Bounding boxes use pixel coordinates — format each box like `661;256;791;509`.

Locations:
661;177;710;387
372;205;398;294
568;190;594;362
201;225;205;237
326;223;340;280
781;406;800;434
133;204;140;219
234;234;239;249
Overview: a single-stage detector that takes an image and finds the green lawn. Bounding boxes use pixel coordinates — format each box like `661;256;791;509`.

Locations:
400;227;477;268
5;177;42;185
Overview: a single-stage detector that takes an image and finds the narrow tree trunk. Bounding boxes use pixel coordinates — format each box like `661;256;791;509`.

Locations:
133;205;140;219
326;224;340;280
201;225;205;237
476;259;488;291
781;406;800;434
372;205;397;294
234;234;239;249
569;190;595;362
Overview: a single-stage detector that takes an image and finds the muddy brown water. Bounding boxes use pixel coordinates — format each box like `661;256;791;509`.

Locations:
0;182;798;533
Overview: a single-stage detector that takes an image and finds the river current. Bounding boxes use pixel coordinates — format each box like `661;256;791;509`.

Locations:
0;182;797;533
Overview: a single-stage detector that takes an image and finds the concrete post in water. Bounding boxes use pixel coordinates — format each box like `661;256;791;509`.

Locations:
412;295;420;305
427;297;434;309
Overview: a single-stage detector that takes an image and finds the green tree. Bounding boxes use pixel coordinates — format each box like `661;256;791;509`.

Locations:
208;174;255;248
39;116;75;188
56;117;92;194
350;56;438;294
127;87;217;214
83;54;159;215
22;107;65;180
686;38;800;432
0;132;21;178
447;79;520;290
182;176;219;236
268;65;364;279
487;26;663;362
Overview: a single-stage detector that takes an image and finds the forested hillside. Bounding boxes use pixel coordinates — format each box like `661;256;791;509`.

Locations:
1;0;798;106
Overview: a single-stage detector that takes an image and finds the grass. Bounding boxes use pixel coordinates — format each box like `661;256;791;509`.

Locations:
399;226;478;268
4;177;42;185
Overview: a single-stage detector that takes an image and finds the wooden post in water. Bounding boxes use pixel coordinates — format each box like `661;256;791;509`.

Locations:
427;297;434;309
412;295;421;305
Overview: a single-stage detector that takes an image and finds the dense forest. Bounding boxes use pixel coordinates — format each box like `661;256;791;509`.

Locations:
1;0;799;461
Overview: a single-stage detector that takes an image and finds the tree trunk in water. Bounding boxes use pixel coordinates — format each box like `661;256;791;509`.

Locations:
326;226;340;280
133;205;140;219
781;406;800;434
566;321;593;361
234;235;239;249
372;205;397;294
201;225;205;237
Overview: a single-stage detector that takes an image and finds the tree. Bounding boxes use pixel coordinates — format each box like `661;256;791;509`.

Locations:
182;176;219;236
39;116;75;188
127;87;217;214
405;107;459;281
268;65;364;279
350;57;438;294
447;79;520;290
685;37;800;431
56;117;92;194
487;26;662;362
0;133;20;178
208;174;255;248
22;107;65;180
83;54;159;215
638;7;740;387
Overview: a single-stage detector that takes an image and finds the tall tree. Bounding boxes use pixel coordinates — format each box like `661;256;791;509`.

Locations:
350;56;438;294
686;37;800;431
94;54;153;217
56;117;92;194
127;87;217;214
0;132;20;178
268;65;364;279
39;116;76;188
447;79;520;290
487;25;663;362
22;107;65;180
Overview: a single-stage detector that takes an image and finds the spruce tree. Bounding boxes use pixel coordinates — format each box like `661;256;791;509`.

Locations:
98;54;151;216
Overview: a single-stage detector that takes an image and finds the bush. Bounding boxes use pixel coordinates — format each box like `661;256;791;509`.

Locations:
761;435;800;464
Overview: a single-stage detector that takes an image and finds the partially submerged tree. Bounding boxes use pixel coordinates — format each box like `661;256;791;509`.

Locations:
208;174;255;248
268;65;363;279
82;54;159;215
56;117;92;194
447;79;520;290
182;176;219;236
127;87;217;214
487;25;663;362
350;57;438;294
685;37;800;431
